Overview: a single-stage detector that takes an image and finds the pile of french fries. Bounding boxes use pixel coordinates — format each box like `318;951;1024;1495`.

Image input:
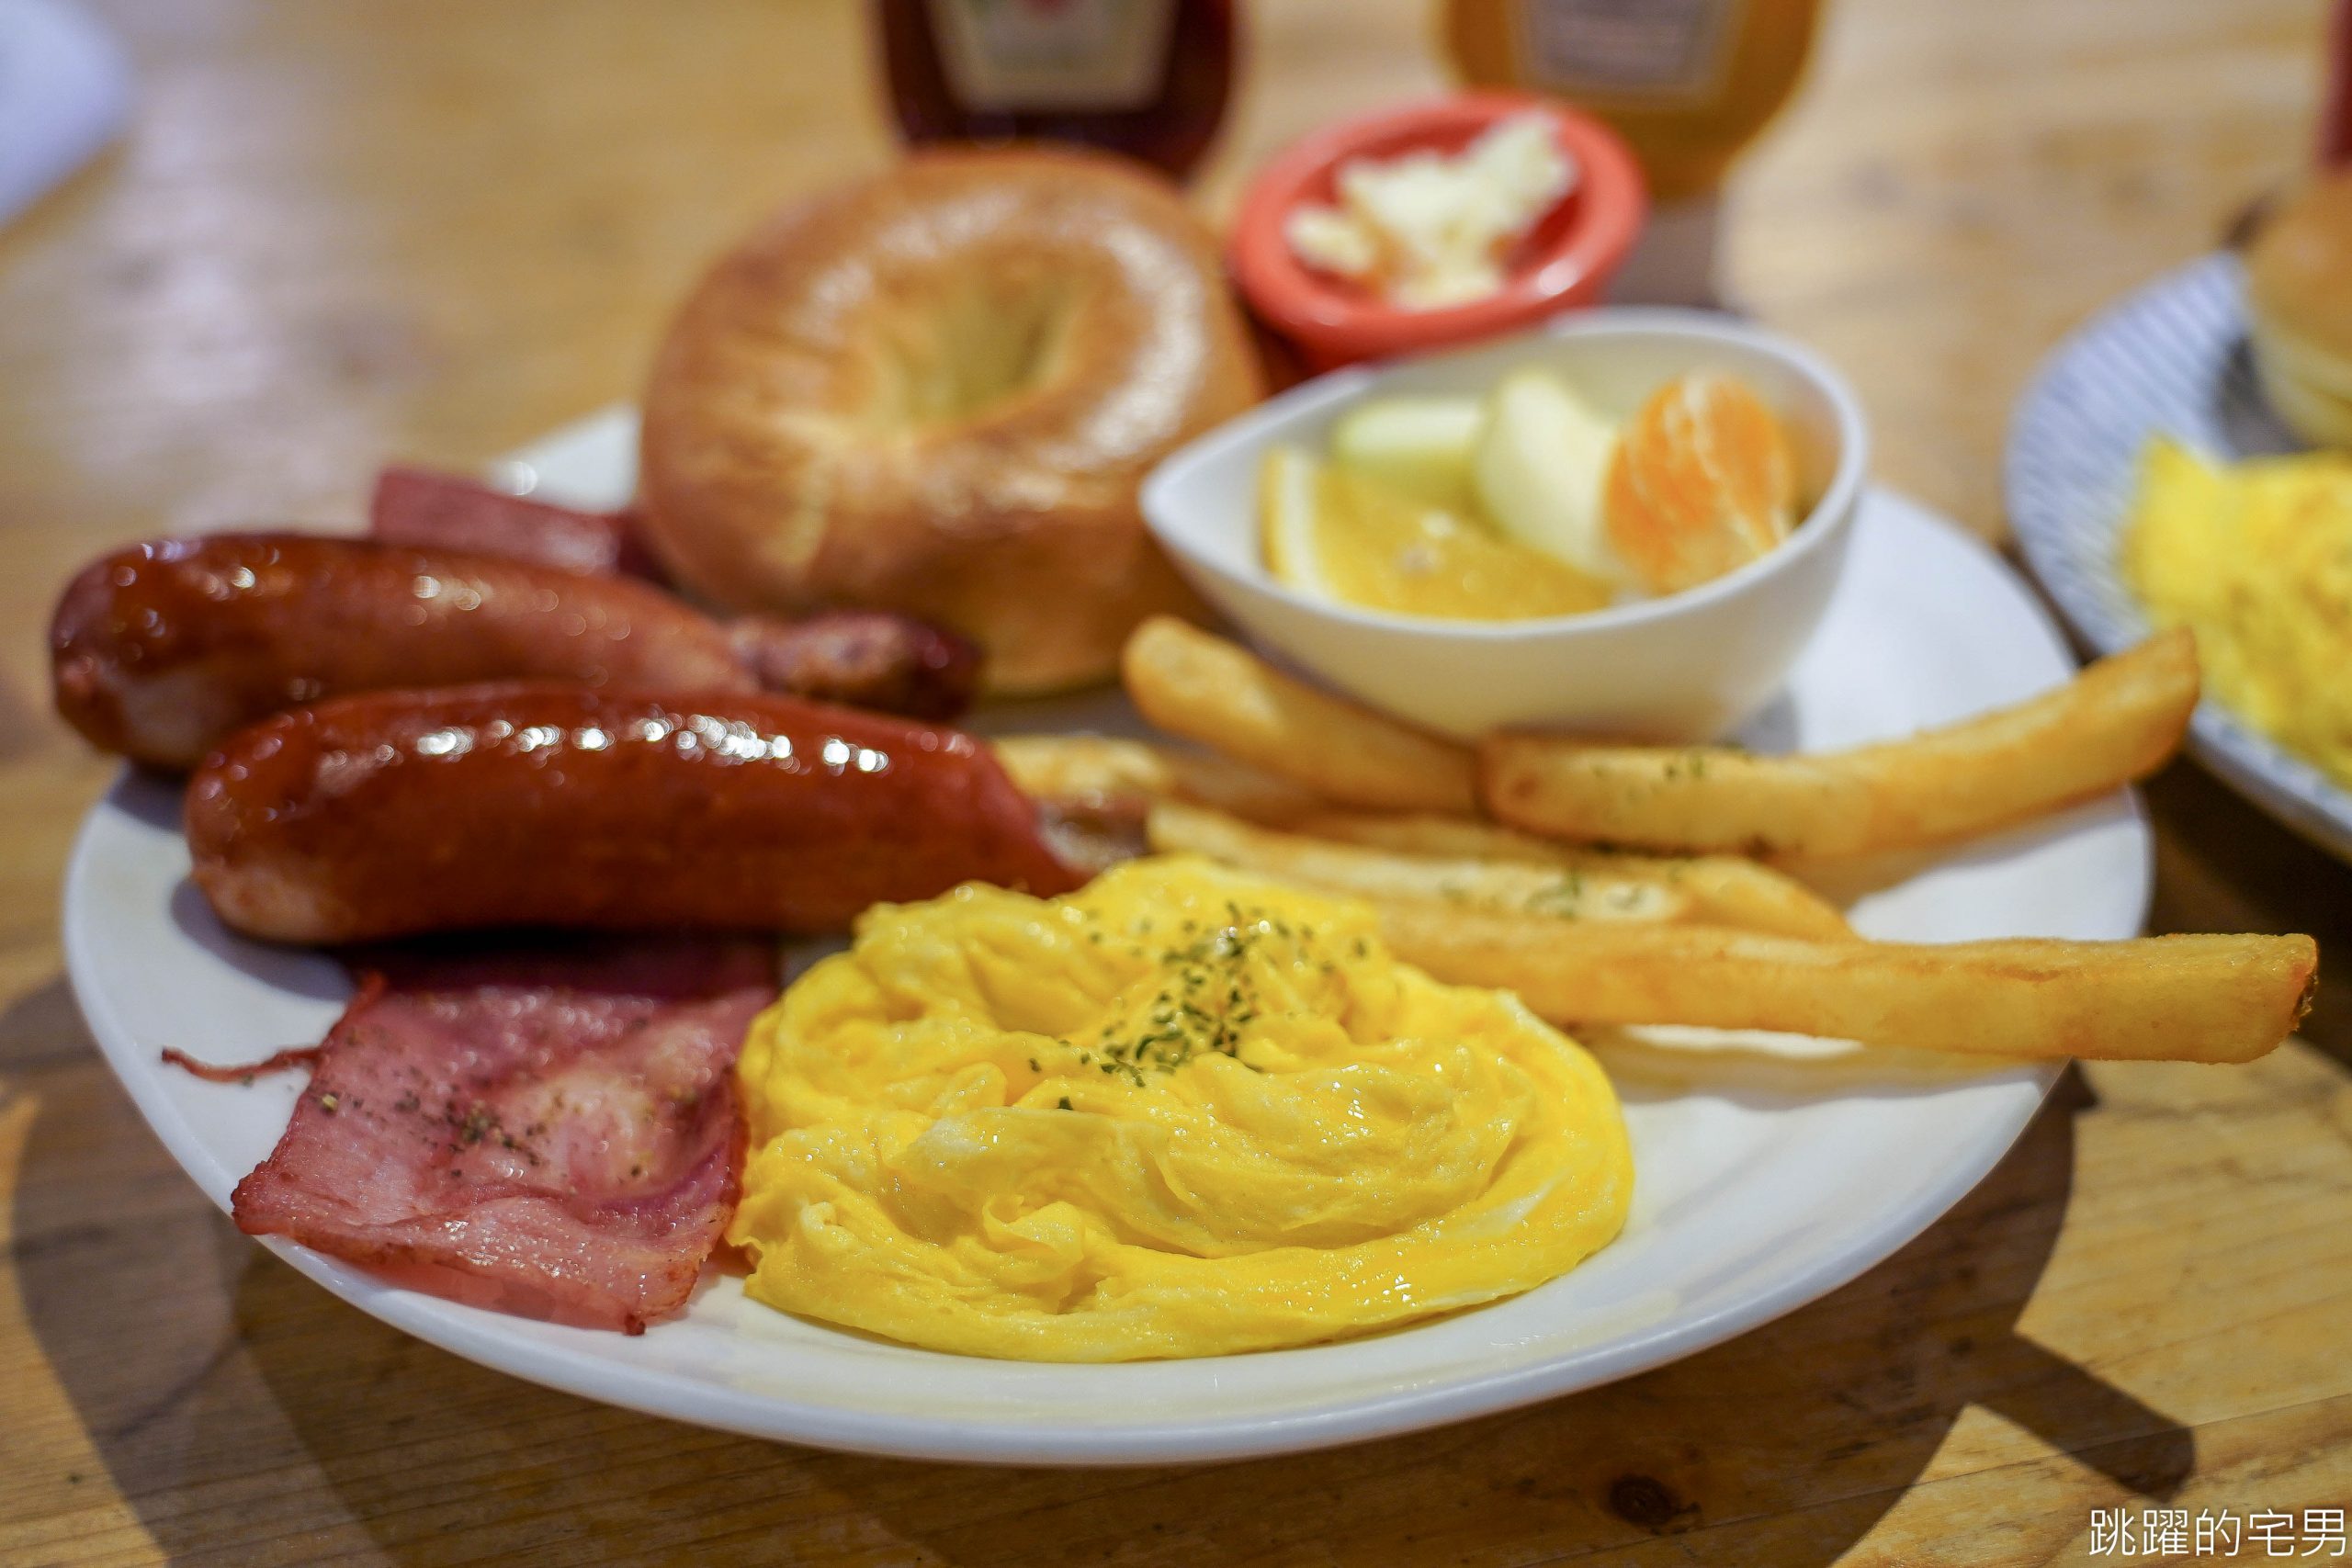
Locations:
992;617;2317;1066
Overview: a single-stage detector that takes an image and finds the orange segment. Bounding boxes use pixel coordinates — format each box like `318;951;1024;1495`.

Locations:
1261;447;1613;621
1602;372;1799;595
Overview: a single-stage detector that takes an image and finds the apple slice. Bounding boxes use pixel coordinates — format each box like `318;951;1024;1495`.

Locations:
1329;396;1484;511
1258;444;1613;619
1471;368;1627;584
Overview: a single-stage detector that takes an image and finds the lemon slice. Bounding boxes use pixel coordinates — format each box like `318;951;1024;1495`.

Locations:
1260;446;1613;621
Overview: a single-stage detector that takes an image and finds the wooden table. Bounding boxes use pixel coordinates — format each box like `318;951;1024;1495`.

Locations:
3;2;2346;1562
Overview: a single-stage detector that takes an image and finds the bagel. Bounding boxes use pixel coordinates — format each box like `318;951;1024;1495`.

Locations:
638;148;1264;694
2247;170;2352;448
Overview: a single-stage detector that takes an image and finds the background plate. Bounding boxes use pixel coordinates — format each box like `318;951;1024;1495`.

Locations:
62;412;2143;1465
2007;251;2352;863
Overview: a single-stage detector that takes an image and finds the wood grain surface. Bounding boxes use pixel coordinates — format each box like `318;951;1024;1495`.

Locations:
3;2;2348;1563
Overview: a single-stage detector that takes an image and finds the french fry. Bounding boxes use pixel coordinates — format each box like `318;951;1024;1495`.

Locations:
1293;809;1855;940
1291;810;1566;862
1377;906;2316;1064
1479;629;2200;858
1120;616;1477;815
1147;801;1690;925
991;734;1323;827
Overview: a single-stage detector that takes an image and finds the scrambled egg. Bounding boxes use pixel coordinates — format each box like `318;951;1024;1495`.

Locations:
729;858;1632;1360
2123;438;2352;787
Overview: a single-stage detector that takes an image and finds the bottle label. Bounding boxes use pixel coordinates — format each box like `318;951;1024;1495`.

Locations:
925;0;1179;112
1510;0;1743;100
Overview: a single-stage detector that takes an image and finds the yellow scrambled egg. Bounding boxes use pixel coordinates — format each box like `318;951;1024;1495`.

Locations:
729;857;1632;1360
2124;438;2352;788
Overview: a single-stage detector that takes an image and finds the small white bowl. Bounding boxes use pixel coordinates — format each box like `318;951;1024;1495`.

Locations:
1139;309;1869;740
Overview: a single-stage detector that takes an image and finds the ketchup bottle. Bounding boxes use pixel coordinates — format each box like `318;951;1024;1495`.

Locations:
873;0;1237;181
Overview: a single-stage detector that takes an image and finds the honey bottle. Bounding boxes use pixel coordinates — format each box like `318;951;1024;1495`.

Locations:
1442;0;1825;301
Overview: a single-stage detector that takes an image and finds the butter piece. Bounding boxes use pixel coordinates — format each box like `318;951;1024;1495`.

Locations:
1284;114;1577;310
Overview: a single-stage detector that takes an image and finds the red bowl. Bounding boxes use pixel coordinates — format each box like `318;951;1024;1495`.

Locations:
1228;92;1646;371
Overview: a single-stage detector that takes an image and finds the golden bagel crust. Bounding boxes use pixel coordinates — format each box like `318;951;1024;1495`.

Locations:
639;148;1263;694
2248;170;2352;372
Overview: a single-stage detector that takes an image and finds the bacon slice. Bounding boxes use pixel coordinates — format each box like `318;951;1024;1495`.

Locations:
164;1043;322;1083
226;936;776;1334
370;466;667;581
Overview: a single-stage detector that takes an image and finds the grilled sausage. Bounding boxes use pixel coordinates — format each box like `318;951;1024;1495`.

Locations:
52;535;752;771
52;534;983;769
186;683;1083;944
728;610;982;724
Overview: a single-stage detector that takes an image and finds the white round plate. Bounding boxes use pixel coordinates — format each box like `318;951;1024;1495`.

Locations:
2007;253;2352;863
64;412;2144;1465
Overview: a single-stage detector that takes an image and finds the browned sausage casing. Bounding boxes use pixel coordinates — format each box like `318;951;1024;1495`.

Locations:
186;684;1083;944
728;609;982;723
53;535;752;771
